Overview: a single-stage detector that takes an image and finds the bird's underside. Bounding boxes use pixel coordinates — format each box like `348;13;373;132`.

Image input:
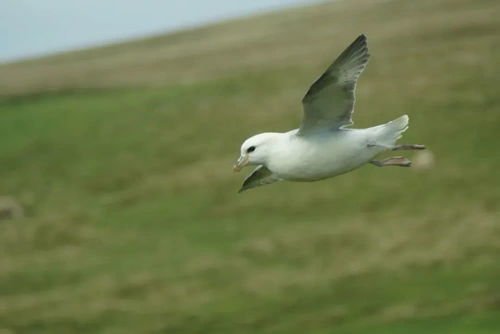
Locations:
236;35;426;193
239;141;425;193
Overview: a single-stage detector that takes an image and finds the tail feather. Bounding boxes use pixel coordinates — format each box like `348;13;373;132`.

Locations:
378;114;409;145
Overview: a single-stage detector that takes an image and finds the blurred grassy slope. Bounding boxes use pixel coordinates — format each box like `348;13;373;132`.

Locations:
0;0;499;332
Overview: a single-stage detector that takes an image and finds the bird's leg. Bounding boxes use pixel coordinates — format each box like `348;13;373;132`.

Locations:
367;143;392;149
392;144;426;150
368;143;426;150
370;156;412;167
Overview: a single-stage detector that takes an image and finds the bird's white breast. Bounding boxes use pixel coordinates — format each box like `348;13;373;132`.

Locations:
266;129;380;181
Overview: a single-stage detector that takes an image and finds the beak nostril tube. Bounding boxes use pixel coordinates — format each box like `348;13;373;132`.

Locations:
233;154;249;172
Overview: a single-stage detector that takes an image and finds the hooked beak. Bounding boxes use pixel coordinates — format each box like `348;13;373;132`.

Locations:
233;154;249;172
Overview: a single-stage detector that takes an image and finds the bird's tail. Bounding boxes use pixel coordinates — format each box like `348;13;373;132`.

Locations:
377;114;409;146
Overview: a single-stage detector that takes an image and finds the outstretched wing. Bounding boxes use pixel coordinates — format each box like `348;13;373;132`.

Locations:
298;34;370;136
239;165;281;193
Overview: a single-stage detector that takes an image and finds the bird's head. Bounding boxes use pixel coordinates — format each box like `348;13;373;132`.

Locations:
233;133;279;172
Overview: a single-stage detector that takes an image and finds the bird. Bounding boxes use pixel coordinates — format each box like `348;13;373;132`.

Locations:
233;34;425;193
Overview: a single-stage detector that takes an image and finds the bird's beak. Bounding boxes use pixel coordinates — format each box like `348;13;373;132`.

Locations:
233;154;249;172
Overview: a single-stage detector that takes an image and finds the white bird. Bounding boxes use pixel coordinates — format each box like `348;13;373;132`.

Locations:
233;35;425;192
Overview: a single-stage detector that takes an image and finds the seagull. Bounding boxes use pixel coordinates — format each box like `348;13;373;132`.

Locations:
233;35;425;192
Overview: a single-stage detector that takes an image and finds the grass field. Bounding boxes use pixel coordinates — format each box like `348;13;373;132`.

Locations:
0;0;499;332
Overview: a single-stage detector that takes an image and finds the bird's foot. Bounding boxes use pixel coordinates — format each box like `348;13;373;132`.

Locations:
370;156;412;167
392;144;426;151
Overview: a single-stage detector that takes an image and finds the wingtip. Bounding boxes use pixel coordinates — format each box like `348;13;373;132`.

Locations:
356;34;367;43
351;34;368;53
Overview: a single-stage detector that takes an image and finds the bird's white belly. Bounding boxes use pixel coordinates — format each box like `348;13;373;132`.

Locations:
267;130;380;181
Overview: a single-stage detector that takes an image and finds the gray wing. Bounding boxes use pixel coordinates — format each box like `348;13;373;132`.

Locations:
239;165;281;193
298;34;370;136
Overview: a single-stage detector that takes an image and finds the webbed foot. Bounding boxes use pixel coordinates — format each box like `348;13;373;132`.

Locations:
370;156;412;167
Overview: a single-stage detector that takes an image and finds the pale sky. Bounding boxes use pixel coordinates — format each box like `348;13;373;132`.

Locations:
0;0;314;63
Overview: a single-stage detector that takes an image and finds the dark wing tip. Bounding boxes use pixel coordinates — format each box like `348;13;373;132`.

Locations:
348;34;367;49
338;34;370;66
238;177;254;193
238;183;254;193
351;34;368;53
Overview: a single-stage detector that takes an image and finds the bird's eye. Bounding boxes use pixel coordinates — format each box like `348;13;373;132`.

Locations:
247;146;256;153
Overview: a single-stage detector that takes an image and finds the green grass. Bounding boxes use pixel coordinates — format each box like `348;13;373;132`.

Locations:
0;0;499;332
